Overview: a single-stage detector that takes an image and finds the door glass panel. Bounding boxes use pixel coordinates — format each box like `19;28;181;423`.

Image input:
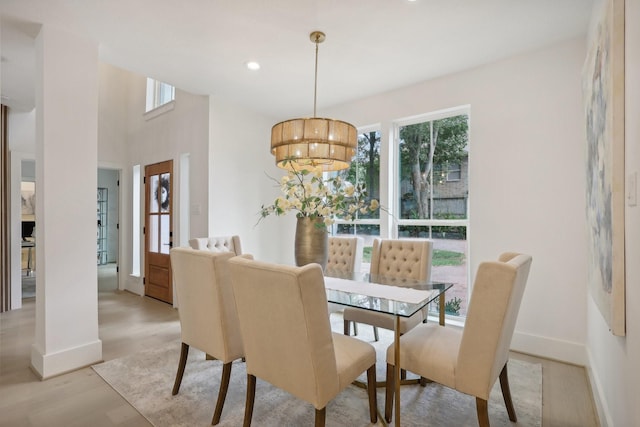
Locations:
160;173;170;212
160;214;170;254
150;215;159;253
150;175;159;213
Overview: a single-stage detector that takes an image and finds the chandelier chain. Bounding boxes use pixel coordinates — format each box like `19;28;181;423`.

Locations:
313;36;319;118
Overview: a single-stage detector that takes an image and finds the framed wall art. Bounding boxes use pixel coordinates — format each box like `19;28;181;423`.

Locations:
583;0;625;336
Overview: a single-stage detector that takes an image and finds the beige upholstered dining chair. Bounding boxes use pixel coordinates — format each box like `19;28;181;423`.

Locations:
189;235;242;255
343;238;433;341
384;252;533;426
326;235;363;274
228;256;378;427
169;247;245;425
326;236;364;318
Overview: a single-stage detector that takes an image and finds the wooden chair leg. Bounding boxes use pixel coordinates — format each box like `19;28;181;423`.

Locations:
366;364;378;423
475;397;490;427
499;363;517;422
384;363;395;423
172;342;189;395
373;326;379;342
211;362;233;425
419;376;430;387
314;407;326;427
243;374;256;427
343;320;359;336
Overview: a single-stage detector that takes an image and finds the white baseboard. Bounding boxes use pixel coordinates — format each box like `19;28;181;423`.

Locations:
30;339;102;380
510;330;586;366
125;275;144;296
585;349;613;427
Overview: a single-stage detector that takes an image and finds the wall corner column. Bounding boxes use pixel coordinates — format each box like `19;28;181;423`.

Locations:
31;25;102;379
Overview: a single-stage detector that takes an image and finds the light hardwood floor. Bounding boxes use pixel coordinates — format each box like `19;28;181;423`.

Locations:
1;287;599;427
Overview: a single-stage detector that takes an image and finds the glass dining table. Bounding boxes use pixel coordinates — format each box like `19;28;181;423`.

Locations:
324;269;453;427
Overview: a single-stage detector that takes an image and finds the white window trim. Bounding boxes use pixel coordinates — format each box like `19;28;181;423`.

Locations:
145;78;176;118
144;100;175;120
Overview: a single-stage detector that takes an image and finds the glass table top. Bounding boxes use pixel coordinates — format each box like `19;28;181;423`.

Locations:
323;269;453;318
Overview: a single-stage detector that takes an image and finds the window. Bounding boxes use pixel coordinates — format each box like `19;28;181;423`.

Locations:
132;164;141;276
331;127;382;268
444;163;462;181
395;108;470;318
145;78;175;112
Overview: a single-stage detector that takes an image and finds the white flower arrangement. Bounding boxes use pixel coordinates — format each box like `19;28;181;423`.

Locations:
259;162;379;227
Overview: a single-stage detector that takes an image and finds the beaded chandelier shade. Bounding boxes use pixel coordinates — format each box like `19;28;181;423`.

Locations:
270;31;357;171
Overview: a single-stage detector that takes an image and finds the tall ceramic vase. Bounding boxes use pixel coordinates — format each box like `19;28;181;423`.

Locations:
295;216;328;269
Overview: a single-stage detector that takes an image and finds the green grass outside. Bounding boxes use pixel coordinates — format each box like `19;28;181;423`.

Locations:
363;247;372;262
362;247;464;266
432;249;465;266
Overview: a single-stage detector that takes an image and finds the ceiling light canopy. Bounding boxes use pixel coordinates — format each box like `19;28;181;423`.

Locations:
270;31;357;172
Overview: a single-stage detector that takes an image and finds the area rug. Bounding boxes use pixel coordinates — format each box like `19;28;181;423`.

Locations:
93;314;541;426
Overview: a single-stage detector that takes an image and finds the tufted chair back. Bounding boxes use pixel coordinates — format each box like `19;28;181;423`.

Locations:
326;236;363;274
370;238;433;282
189;235;242;255
342;238;434;341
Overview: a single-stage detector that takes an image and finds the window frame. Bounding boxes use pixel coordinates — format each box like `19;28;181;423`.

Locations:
392;106;470;230
145;78;176;116
331;124;382;237
392;106;471;321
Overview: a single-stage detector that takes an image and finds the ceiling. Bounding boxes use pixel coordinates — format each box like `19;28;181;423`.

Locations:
1;0;594;119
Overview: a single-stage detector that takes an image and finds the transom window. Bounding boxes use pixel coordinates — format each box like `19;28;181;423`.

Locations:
145;78;175;112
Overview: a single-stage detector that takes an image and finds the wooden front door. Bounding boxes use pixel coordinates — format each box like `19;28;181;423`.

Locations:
144;160;173;304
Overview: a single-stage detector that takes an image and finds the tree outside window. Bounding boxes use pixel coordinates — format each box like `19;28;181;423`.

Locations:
399;115;468;221
397;112;470;317
334;129;381;260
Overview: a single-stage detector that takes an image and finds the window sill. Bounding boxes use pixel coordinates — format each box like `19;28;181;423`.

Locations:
144;101;175;120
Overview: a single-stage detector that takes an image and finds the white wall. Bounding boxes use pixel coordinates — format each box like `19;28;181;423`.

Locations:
7;110;35;152
111;70;210;295
323;38;589;364
208;97;296;263
97;64;298;290
31;25;101;379
586;0;640;425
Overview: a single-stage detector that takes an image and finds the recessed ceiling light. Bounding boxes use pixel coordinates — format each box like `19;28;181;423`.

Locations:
245;61;260;71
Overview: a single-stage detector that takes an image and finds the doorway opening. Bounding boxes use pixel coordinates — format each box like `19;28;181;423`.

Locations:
97;168;120;293
20;160;36;300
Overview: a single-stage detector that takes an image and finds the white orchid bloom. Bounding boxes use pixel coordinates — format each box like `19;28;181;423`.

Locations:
344;183;355;197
